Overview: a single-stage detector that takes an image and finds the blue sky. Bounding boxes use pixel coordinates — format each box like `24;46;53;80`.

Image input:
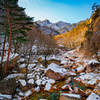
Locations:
18;0;100;23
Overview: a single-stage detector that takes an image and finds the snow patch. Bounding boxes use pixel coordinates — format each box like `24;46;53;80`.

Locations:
5;74;24;80
17;58;25;63
46;63;67;75
28;79;34;84
44;82;52;91
19;79;26;86
19;64;26;68
28;64;36;70
36;79;42;85
60;93;81;99
88;59;100;64
24;90;32;97
61;84;68;89
34;86;40;92
0;94;12;99
86;93;100;100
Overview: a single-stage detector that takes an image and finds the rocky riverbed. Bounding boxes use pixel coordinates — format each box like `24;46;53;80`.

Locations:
0;49;100;100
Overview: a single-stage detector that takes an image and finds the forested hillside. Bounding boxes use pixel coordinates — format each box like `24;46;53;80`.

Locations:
55;4;100;56
54;20;89;48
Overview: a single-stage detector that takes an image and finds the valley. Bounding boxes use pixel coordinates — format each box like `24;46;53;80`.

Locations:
0;0;100;100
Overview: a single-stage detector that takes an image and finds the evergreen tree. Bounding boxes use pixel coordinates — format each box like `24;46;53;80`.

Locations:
0;0;33;73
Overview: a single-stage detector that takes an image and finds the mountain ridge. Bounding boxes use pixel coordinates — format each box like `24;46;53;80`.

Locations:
36;19;77;35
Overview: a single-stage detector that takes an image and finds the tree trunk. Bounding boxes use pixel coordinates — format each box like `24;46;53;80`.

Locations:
4;8;12;73
44;55;47;67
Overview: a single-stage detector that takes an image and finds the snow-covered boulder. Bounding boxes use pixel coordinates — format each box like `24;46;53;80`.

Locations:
45;63;67;80
46;63;67;75
86;93;100;100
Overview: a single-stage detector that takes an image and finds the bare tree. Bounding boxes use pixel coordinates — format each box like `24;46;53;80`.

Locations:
36;31;58;66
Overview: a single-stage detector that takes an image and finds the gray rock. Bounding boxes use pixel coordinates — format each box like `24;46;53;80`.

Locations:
0;78;16;94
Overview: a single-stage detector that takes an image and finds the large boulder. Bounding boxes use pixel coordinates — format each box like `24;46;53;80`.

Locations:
0;78;16;94
46;69;64;81
86;93;100;100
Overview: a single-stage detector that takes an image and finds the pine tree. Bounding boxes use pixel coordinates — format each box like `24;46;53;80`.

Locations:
0;0;33;73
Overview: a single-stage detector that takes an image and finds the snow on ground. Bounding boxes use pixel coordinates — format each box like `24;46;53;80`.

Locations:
28;79;34;84
81;59;100;67
18;79;26;87
17;89;32;98
46;63;67;75
36;79;42;85
46;55;61;61
79;73;100;80
36;78;55;91
5;74;24;80
34;86;40;92
47;79;55;84
88;79;98;85
60;57;74;65
66;71;76;76
27;64;45;79
26;63;56;91
1;48;100;99
18;90;24;96
19;64;26;68
9;53;19;60
33;64;45;72
1;52;18;62
88;59;100;64
61;84;69;89
62;48;100;70
0;94;12;100
60;93;81;99
63;50;76;58
75;65;84;72
74;73;100;85
44;82;52;91
27;73;35;79
0;42;18;63
32;45;37;52
37;54;61;61
17;58;25;63
24;90;32;97
86;93;100;100
28;64;36;70
44;79;55;91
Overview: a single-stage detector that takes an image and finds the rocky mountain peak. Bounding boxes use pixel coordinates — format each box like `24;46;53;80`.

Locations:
36;19;77;35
